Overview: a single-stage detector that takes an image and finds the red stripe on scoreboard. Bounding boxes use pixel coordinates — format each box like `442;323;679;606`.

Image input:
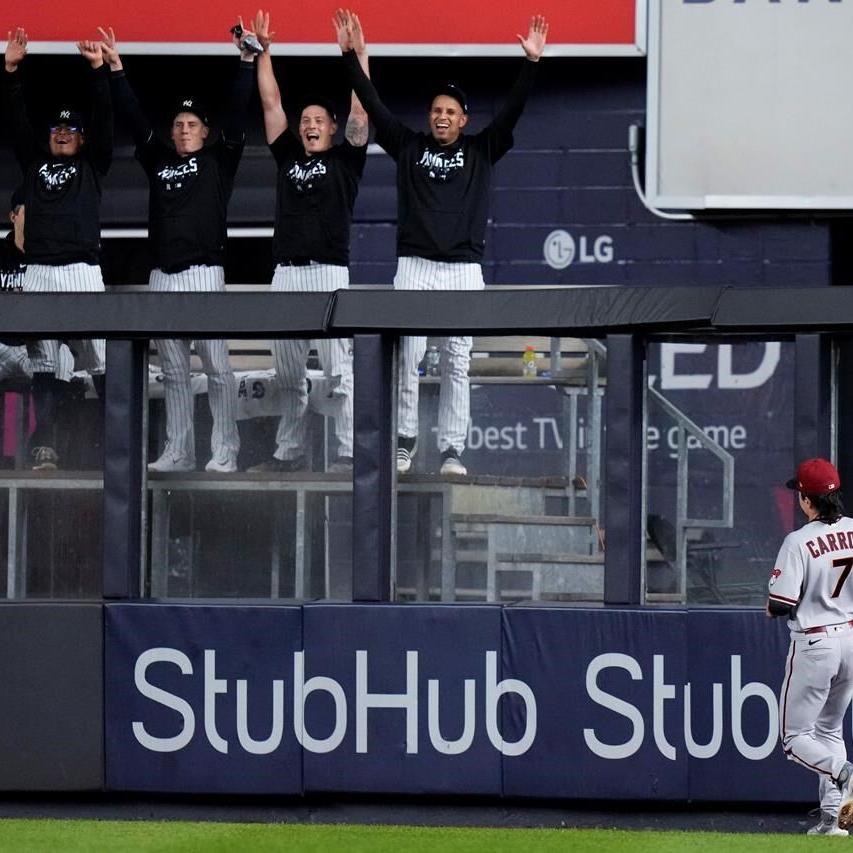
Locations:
24;0;643;55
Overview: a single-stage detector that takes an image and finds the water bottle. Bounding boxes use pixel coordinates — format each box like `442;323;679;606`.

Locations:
426;345;441;376
522;345;537;378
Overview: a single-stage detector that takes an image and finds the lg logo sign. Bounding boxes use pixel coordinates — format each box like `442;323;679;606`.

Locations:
543;230;614;270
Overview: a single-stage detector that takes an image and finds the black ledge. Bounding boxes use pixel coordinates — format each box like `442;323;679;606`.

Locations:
332;286;724;336
2;285;852;338
0;292;336;338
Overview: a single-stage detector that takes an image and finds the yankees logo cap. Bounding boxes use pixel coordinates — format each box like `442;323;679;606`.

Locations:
49;107;84;131
173;97;210;126
430;82;469;114
786;458;841;495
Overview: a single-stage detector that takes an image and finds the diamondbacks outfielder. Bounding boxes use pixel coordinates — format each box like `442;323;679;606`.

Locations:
342;13;547;476
768;458;853;835
101;24;256;473
4;29;111;469
248;9;367;473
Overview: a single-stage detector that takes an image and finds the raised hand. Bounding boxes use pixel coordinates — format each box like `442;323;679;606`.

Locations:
5;27;27;72
231;15;261;60
253;9;274;52
517;14;547;61
333;8;351;52
97;26;122;71
77;39;104;68
349;11;366;55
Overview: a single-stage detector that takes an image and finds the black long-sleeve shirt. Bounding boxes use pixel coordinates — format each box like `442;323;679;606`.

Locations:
270;130;366;266
0;233;26;291
343;50;536;263
110;61;254;272
3;65;112;265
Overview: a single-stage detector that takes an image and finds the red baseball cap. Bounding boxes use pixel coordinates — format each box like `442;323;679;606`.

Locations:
786;458;841;495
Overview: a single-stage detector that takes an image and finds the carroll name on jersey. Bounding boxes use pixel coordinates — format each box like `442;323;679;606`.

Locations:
804;531;853;558
418;147;465;182
38;161;79;191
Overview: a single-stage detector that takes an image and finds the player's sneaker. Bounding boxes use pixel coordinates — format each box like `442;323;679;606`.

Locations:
396;437;417;475
204;451;238;474
248;456;307;473
807;810;849;836
148;449;195;473
837;762;853;830
31;446;59;471
440;448;467;477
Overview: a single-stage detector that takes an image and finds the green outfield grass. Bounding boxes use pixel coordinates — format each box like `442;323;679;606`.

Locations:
0;821;833;852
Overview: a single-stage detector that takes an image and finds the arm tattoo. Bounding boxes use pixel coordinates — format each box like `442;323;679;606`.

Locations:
346;117;369;147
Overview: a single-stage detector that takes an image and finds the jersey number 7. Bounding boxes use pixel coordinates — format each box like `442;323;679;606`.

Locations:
831;556;853;598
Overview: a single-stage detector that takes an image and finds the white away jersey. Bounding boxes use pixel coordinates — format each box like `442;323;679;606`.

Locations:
769;516;853;632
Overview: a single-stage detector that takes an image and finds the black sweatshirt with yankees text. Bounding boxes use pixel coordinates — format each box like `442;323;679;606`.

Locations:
0;233;26;292
270;130;366;266
109;61;254;273
3;65;112;266
343;50;536;263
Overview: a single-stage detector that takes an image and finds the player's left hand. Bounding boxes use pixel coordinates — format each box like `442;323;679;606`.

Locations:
517;14;548;62
77;39;104;68
253;10;274;52
333;9;352;52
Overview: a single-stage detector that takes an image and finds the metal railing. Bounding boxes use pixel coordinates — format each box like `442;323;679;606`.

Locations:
577;338;735;603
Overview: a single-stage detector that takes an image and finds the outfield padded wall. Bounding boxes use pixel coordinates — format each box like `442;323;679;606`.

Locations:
0;603;103;790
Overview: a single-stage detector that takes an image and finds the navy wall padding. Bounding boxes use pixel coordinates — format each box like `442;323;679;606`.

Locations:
0;603;103;790
105;602;303;794
300;604;504;795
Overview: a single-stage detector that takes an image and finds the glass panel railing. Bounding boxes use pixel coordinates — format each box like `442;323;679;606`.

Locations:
393;335;605;604
0;337;104;598
644;339;794;606
145;336;353;599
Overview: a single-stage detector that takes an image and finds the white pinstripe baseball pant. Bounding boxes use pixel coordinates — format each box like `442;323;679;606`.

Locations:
22;263;106;375
394;256;484;455
0;344;29;381
269;263;353;460
149;266;239;464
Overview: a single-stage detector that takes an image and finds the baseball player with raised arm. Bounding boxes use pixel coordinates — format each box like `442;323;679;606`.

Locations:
341;12;547;477
768;458;853;835
248;9;368;474
4;28;111;470
99;23;255;473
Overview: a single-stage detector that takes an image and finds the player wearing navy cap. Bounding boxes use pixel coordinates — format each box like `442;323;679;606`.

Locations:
769;458;853;834
100;22;255;473
248;9;368;473
339;11;548;476
4;28;111;469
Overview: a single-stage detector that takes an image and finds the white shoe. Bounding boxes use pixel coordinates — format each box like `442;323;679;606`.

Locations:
837;764;853;830
440;450;467;477
148;450;195;473
31;446;59;471
397;438;417;475
205;452;238;474
808;811;849;836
